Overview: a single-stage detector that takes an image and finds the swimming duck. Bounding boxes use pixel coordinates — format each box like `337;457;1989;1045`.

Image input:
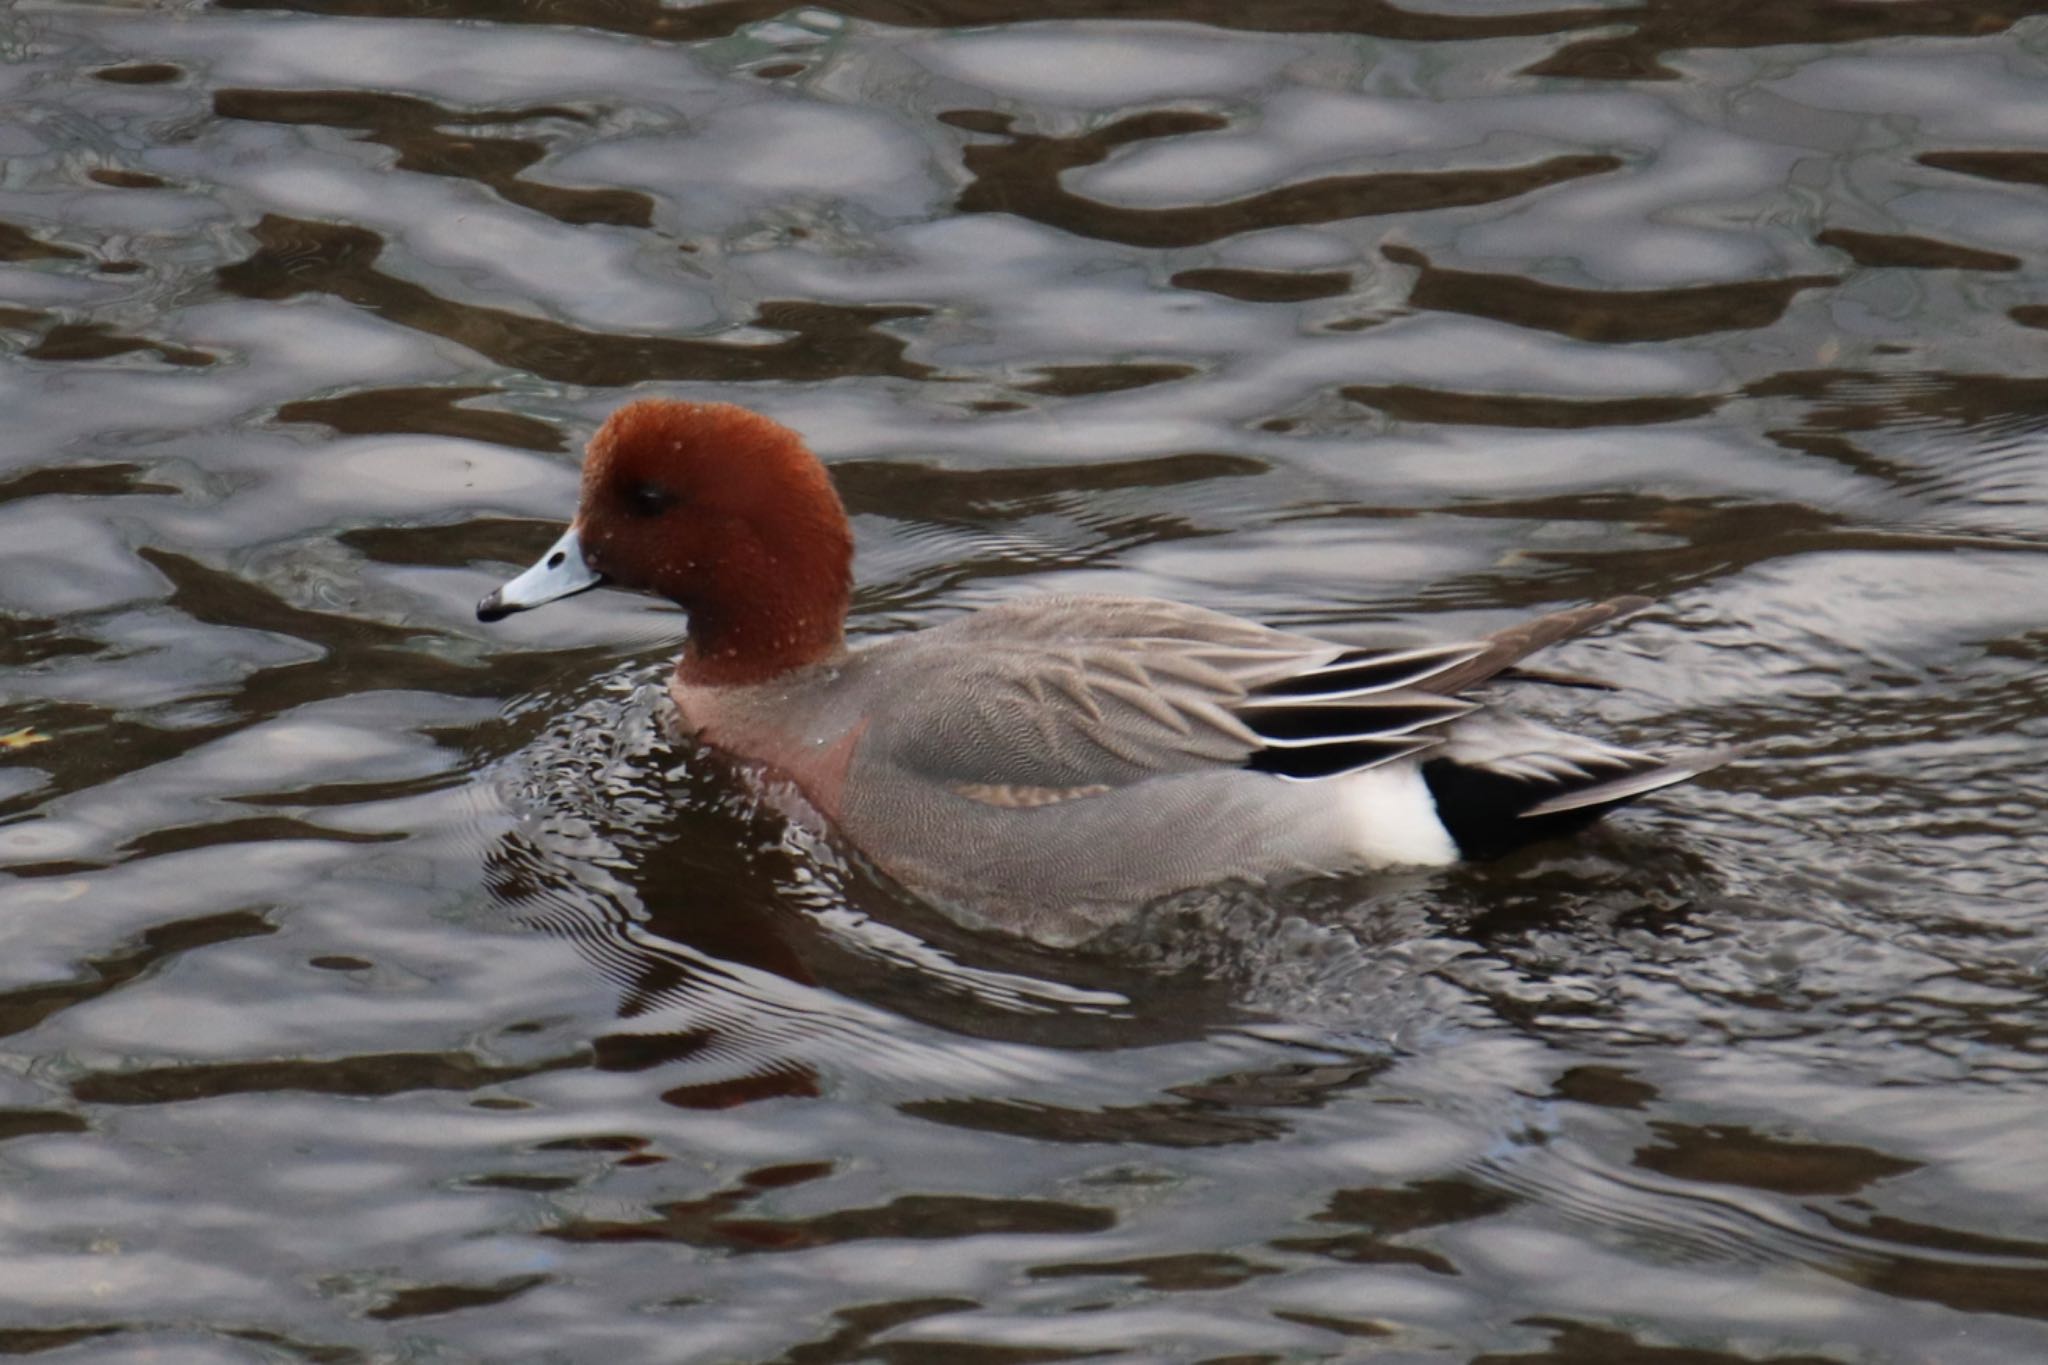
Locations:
479;398;1729;941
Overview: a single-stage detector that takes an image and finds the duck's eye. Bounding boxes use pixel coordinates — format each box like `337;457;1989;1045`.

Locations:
621;481;676;518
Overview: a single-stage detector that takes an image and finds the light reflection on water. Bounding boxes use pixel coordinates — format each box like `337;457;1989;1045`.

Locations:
2;0;2046;1359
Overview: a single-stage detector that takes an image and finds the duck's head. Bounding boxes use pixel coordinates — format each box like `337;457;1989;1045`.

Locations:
478;398;853;684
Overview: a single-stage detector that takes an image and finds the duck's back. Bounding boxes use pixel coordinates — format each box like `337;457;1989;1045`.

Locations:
679;593;1727;943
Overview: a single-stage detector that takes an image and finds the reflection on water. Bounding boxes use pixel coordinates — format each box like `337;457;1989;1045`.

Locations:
945;107;1625;248
3;0;2047;1359
216;215;936;386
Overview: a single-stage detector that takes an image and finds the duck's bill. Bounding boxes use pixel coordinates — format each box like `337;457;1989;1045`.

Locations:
477;525;604;622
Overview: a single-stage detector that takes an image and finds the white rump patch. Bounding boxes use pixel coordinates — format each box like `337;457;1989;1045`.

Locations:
1335;762;1460;868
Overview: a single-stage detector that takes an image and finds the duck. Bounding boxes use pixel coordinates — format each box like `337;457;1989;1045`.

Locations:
479;398;1731;942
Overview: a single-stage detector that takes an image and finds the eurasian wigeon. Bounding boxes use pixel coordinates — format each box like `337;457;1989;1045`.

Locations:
480;399;1730;941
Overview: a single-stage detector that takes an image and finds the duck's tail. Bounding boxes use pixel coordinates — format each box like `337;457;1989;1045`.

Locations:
1421;716;1740;859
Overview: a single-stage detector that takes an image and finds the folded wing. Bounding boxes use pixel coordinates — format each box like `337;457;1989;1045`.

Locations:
878;593;1728;844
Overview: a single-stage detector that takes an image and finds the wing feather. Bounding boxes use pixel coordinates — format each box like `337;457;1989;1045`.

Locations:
1249;735;1442;781
1252;641;1487;699
866;594;1665;797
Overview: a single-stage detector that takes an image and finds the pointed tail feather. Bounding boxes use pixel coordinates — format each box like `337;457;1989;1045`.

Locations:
1423;743;1739;860
1520;746;1744;817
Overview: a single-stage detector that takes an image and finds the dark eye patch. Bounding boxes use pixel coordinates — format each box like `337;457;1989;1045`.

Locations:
621;480;677;517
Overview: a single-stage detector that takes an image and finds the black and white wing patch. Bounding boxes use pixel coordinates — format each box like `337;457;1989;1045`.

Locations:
1236;642;1487;781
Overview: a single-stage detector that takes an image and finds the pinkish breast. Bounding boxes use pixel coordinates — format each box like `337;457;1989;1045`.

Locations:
669;675;866;821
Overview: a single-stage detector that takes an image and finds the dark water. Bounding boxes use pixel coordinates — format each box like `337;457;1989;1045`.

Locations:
4;1;2048;1359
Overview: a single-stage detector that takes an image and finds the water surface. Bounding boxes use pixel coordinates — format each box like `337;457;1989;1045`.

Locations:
4;1;2048;1359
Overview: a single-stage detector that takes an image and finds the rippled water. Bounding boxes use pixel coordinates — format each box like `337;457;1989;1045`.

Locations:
4;1;2047;1359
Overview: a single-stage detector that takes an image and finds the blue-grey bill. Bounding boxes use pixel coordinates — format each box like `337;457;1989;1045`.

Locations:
477;525;603;621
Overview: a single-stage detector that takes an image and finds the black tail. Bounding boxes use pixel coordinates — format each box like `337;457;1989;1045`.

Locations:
1421;748;1736;860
